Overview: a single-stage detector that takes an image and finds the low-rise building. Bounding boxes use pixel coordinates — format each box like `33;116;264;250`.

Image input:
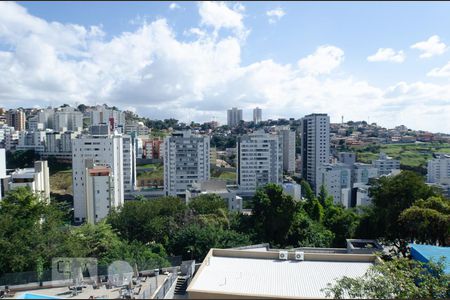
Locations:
372;152;400;176
186;179;242;212
187;247;380;299
8;161;50;202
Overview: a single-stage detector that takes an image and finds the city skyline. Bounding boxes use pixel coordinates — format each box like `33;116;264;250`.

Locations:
1;1;450;132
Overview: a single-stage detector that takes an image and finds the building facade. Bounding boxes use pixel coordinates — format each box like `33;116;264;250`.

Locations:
253;107;262;124
8;161;50;202
372;152;400;176
427;154;450;184
164;131;210;196
237;130;283;194
276;126;296;173
6;109;26;131
227;107;243;127
72;129;124;224
300;113;330;192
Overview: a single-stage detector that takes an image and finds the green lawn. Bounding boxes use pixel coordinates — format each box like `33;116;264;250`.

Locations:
353;143;450;167
137;163;164;180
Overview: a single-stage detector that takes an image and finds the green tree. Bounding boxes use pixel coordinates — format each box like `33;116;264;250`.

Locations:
287;211;333;247
168;223;251;261
356;171;436;255
251;184;298;246
398;196;450;246
0;187;69;274
107;196;186;245
188;194;227;215
323;258;449;299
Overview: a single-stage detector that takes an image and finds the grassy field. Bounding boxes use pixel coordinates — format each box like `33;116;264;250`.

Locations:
353;143;450;167
137;163;164;179
50;169;73;195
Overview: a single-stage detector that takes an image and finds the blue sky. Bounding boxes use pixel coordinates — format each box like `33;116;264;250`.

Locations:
2;1;450;132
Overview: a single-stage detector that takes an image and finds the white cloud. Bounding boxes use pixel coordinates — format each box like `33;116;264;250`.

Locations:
1;2;450;133
411;35;447;58
266;8;285;24
367;48;405;63
198;1;247;38
298;45;344;76
169;3;180;10
427;61;450;77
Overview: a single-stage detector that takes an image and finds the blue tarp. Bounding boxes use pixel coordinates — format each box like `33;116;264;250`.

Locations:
409;243;450;274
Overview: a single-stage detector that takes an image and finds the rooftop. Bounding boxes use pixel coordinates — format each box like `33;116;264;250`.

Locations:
187;249;379;299
409;243;450;274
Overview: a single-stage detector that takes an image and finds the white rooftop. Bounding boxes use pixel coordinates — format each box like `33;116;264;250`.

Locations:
188;249;376;299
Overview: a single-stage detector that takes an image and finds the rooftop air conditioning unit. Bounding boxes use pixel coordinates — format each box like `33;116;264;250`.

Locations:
294;251;304;261
279;251;288;260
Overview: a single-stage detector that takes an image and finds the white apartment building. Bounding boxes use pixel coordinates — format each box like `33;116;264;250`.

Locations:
300;113;330;192
427;153;450;184
89;105;125;132
122;135;137;193
316;163;351;205
276;126;296;173
372;152;400;176
84;163;115;224
53;107;83;132
253;107;262;124
237;130;283;194
338;152;356;165
227;107;243;127
16;130;46;153
72;128;124;224
8;161;50;202
164;131;210;196
124;121;150;136
0;148;8;201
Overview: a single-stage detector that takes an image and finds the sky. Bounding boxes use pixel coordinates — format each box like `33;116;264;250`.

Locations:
1;1;450;133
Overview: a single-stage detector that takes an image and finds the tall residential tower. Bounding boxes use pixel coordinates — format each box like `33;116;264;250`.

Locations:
300;113;330;192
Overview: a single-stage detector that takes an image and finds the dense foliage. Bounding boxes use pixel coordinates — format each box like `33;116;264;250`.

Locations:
323;258;450;299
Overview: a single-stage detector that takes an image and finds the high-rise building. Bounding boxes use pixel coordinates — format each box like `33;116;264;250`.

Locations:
164;130;210;196
72;127;124;224
53;107;83;132
427;154;450;184
84;162;115;224
0;148;7;201
276;126;296;173
8;161;50;203
122;135;137;193
89;105;125;132
253;107;262;124
237;130;283;194
227;107;243;127
6;109;26;131
300;113;330;192
372;152;400;176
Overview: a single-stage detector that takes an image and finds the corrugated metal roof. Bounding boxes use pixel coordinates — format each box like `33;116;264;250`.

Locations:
189;256;373;298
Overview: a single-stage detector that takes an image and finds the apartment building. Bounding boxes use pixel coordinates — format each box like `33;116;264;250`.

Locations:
8;161;50;203
164;131;210;196
72;126;124;224
276;125;296;173
6;109;26;131
253;107;262;124
372;152;400;176
227;107;243;127
301;113;330;192
237;130;283;194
